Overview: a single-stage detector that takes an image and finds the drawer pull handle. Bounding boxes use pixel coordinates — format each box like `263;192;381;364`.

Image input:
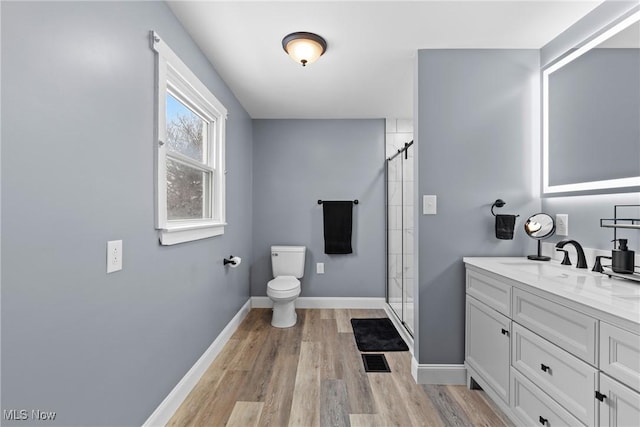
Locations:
540;364;550;373
595;391;607;401
539;416;548;425
501;328;509;336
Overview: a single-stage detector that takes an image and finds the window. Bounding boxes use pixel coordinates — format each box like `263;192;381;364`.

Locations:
151;31;227;245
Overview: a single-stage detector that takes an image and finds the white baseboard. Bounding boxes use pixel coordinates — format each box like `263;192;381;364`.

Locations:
142;299;252;427
411;358;466;385
251;296;386;309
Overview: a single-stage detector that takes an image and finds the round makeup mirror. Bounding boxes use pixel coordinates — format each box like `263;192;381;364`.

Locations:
524;213;555;261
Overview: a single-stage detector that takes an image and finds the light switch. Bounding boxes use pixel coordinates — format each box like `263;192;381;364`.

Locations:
423;195;437;215
317;263;324;274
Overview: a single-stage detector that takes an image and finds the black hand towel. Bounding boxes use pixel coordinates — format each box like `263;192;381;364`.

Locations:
495;214;517;240
323;201;353;254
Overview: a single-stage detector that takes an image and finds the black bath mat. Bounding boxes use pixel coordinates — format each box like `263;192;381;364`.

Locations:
351;318;409;352
362;354;391;372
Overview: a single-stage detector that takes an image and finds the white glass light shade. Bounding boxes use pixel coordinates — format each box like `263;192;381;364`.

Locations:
282;32;327;66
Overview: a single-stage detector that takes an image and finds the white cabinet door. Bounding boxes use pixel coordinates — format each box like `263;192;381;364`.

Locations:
599;373;640;427
600;322;640;393
466;295;511;404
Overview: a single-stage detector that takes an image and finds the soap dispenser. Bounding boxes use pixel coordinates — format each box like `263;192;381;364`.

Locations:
611;239;635;274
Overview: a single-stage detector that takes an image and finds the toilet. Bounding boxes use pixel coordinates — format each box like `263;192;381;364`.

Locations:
267;245;306;328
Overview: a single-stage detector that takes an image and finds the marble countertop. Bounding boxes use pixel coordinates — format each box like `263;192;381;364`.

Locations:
464;257;640;328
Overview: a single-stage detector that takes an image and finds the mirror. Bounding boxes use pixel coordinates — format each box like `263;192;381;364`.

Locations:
543;10;640;195
525;213;555;261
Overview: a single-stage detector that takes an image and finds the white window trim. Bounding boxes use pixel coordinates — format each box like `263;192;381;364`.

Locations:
151;31;227;245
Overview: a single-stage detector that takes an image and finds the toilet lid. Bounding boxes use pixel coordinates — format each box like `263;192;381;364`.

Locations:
268;276;300;292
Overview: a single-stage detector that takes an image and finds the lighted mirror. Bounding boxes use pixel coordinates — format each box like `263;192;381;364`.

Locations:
543;10;640;195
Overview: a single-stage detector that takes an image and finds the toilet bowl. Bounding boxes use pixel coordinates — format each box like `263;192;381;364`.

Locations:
267;276;301;328
267;246;306;328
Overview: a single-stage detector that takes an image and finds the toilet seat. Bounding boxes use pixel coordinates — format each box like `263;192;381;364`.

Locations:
267;276;300;299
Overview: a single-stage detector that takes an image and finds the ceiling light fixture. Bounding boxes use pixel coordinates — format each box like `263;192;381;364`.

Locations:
282;32;327;67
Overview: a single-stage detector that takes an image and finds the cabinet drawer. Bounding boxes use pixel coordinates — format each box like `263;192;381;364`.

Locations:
513;288;597;364
466;296;511;404
466;268;511;316
511;368;585;427
512;323;597;426
600;322;640;393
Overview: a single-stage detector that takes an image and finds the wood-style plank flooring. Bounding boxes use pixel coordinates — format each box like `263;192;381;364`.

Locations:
167;309;512;427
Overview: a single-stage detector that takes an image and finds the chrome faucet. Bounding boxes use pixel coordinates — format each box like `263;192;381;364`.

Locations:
555;240;588;269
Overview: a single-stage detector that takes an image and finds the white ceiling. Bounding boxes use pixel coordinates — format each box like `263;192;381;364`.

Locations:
168;0;603;119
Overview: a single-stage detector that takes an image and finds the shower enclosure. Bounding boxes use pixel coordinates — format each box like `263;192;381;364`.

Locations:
386;141;414;335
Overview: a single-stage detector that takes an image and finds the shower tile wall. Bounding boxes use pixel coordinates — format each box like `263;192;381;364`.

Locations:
386;118;414;333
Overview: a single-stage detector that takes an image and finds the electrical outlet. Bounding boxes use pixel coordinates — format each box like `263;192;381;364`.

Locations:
107;240;123;273
556;214;569;236
317;263;324;274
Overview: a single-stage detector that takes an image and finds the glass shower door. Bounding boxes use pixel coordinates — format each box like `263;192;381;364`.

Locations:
401;143;414;335
386;154;403;322
386;142;414;336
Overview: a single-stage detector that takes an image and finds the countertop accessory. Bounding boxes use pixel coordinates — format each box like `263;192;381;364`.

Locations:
611;238;635;274
603;268;640;282
599;204;640;236
524;213;555;261
598;205;639;281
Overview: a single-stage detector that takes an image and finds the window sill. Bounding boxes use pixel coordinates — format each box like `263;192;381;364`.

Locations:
159;223;226;245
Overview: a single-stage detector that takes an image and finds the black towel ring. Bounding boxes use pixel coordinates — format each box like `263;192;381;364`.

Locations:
491;199;506;216
491;199;519;217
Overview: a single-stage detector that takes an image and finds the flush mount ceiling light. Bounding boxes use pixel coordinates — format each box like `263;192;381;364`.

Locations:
282;32;327;67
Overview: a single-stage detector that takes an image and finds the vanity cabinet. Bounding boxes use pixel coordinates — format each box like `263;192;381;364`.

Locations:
464;259;640;427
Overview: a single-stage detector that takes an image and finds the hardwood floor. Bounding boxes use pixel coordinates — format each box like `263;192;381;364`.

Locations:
167;309;512;427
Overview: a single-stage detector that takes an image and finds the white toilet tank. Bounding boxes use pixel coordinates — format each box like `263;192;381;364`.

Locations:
271;246;306;278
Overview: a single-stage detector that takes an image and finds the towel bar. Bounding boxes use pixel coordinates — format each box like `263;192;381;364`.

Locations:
318;200;358;205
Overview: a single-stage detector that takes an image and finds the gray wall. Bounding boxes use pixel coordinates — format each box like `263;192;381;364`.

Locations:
543;193;640;252
415;50;541;364
1;2;253;426
541;0;640;253
251;120;385;298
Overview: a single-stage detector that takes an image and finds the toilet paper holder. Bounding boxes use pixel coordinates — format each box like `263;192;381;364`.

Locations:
224;255;239;266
